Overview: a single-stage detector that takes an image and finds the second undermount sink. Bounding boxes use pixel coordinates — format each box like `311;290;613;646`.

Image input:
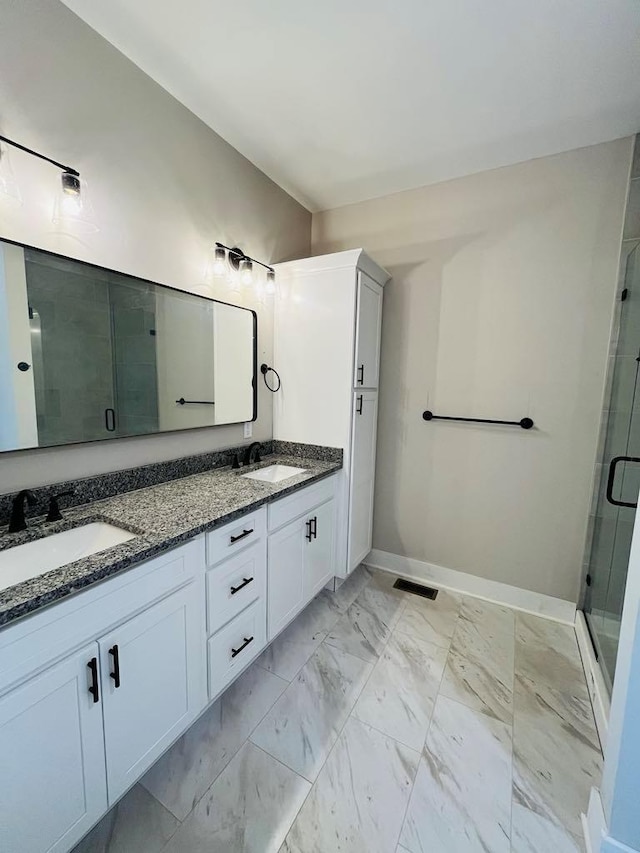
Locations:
0;522;137;593
242;464;307;484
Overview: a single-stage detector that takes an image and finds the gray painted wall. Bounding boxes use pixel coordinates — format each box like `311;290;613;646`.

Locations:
0;0;310;494
313;140;632;601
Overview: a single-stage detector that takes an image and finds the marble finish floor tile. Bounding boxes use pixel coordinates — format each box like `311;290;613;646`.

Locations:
163;741;310;853
440;598;515;722
141;662;287;820
510;803;585;853
257;592;341;681
325;572;407;662
71;784;178;853
281;717;419;853
394;588;462;649
331;564;374;611
513;672;600;751
353;631;448;750
251;642;373;781
515;613;588;698
512;681;602;837
400;696;512;853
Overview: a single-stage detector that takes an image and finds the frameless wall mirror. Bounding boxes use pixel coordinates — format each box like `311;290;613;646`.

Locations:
0;239;257;452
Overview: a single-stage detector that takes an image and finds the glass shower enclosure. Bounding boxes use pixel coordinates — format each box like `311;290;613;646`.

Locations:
584;244;640;691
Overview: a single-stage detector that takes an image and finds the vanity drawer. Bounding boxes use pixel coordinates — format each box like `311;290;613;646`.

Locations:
206;541;266;635
207;598;266;700
206;507;267;567
268;474;337;532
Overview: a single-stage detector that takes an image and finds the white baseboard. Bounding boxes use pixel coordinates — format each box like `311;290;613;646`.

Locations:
575;610;610;751
365;549;576;624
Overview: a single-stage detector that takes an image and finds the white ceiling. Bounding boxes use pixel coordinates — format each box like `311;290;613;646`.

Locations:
61;0;640;212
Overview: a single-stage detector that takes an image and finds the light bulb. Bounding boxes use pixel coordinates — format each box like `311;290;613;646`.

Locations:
240;258;253;286
266;269;276;295
0;144;22;205
213;246;226;276
52;171;98;233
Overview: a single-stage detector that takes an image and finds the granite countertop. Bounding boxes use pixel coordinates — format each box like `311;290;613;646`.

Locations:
0;454;341;628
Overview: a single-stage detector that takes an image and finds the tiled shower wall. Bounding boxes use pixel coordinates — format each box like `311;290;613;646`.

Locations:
582;135;640;630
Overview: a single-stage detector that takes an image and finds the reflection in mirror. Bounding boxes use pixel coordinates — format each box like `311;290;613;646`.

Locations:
0;240;257;452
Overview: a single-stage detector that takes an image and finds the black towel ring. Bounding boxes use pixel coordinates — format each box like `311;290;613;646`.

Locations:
261;363;281;393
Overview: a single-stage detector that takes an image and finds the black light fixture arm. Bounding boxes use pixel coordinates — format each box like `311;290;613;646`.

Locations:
0;134;79;177
215;242;274;273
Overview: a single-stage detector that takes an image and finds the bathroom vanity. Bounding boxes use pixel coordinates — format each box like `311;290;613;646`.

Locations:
0;238;388;853
0;454;339;853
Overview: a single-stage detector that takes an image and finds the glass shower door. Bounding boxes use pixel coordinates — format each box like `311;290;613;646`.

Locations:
584;245;640;691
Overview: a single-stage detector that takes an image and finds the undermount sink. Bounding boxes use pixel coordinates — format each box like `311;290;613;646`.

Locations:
242;464;307;484
0;522;137;592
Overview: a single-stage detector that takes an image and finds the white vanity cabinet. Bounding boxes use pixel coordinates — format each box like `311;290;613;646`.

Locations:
99;583;202;802
0;642;107;853
0;475;339;852
0;537;207;853
274;250;389;577
267;476;337;639
205;509;268;701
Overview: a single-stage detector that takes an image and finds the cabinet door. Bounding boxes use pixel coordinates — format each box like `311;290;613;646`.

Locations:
348;391;379;571
100;582;204;803
0;643;107;853
268;518;306;639
354;272;383;390
304;499;336;600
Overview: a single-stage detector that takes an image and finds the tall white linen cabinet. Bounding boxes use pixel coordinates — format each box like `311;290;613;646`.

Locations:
273;250;390;578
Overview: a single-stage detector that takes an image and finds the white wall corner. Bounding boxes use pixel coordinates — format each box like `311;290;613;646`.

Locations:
583;787;640;853
365;549;576;624
584;787;608;853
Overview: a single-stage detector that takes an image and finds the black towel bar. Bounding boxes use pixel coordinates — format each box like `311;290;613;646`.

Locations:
422;411;534;430
176;398;215;405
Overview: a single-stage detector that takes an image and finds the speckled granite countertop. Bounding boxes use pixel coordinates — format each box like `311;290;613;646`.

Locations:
0;454;340;628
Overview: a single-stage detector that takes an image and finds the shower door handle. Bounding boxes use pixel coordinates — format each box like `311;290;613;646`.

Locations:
606;456;640;508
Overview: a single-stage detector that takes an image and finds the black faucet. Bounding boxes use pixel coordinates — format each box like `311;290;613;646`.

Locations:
8;490;38;533
243;442;262;467
46;490;75;522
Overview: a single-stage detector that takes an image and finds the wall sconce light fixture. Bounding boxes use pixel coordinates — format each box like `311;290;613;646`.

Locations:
212;242;275;296
0;133;97;232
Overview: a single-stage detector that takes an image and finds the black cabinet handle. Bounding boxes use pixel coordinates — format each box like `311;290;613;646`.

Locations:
311;516;318;539
230;576;254;595
109;644;121;688
306;519;313;542
104;408;116;432
356;395;363;415
230;528;254;544
231;636;254;658
88;657;99;703
357;364;364;385
606;456;640;508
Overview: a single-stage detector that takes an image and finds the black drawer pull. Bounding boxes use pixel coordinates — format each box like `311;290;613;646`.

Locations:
311;516;317;539
230;576;254;595
87;657;99;703
109;644;121;688
356;395;363;415
357;364;364;385
306;519;313;542
231;636;254;658
230;528;254;544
